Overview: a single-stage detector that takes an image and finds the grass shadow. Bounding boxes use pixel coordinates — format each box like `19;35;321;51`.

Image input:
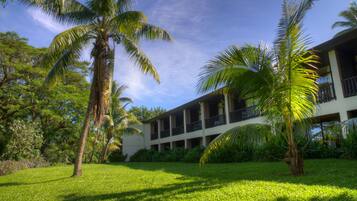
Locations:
0;177;70;187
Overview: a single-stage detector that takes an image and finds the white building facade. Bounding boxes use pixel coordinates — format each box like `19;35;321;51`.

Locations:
122;30;357;159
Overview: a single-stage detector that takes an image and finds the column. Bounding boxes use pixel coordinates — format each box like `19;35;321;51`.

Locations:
328;50;345;100
183;109;187;133
169;115;173;136
224;93;230;124
200;102;206;129
157;120;161;151
184;139;188;149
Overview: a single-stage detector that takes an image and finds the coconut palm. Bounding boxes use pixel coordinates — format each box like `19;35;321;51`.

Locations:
21;0;171;176
332;1;357;36
198;0;319;176
100;81;141;163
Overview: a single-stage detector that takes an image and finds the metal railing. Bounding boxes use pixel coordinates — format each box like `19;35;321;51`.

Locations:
160;129;170;138
229;106;260;123
172;125;184;135
317;83;336;103
186;120;202;132
342;76;357;97
205;114;226;128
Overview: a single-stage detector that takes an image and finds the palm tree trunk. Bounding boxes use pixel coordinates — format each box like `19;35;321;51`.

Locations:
284;118;304;176
89;130;100;163
100;140;110;163
73;92;93;177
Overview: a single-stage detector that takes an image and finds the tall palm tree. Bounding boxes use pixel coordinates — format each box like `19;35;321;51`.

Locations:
198;0;318;176
332;1;357;36
22;0;171;176
100;81;141;163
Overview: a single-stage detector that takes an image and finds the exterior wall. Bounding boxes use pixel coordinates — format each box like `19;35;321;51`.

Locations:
122;47;357;159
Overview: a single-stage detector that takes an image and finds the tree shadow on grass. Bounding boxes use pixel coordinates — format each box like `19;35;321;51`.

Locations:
0;177;70;187
276;192;356;201
117;159;357;190
61;180;222;201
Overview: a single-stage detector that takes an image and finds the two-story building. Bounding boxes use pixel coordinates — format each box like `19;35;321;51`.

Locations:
122;29;357;159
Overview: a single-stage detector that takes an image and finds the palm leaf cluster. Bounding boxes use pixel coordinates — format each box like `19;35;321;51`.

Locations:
198;0;319;175
332;1;357;36
23;0;171;126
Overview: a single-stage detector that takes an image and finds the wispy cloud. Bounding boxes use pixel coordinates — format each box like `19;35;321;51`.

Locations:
27;8;69;33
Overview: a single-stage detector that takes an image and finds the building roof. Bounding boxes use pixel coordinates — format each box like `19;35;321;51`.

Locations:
144;28;357;123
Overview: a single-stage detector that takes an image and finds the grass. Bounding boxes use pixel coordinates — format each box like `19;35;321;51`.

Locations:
0;159;357;201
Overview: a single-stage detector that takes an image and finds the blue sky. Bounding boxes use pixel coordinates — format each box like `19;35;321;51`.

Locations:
0;0;351;110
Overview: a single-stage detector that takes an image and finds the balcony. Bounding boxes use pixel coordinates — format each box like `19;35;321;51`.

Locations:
317;83;336;103
343;76;357;98
160;129;170;138
151;132;158;140
186;120;202;132
172;125;184;135
229;106;260;123
205;114;226;128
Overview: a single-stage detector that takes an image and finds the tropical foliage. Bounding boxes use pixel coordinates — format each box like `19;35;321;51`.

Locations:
0;32;90;163
332;1;357;36
198;0;319;175
21;0;171;176
129;106;166;122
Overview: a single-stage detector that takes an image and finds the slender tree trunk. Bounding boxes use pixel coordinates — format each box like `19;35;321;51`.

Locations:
284;119;304;176
73;97;93;177
89;130;100;163
100;140;110;163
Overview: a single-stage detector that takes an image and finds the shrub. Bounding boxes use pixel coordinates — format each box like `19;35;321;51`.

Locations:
2;120;43;160
0;158;49;176
108;149;127;162
130;149;155;162
183;147;204;163
341;126;357;159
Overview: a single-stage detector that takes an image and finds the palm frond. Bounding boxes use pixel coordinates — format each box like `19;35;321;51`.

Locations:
20;0;96;24
200;124;272;165
122;37;160;82
136;24;172;41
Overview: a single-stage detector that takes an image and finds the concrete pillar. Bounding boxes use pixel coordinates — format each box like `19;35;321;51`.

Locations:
224;93;230;124
183;109;187;133
202;137;206;147
200;102;206;129
157;120;161;139
169;115;173;136
170;141;173;150
328;50;345;100
184;139;188;149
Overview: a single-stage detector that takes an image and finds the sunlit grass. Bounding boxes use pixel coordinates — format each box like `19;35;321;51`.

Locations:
0;159;357;201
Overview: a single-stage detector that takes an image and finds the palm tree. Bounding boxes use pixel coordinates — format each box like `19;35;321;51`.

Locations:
22;0;171;176
100;81;141;163
198;0;319;176
332;1;357;36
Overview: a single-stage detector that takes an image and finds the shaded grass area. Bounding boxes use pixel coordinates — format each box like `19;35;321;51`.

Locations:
0;159;357;201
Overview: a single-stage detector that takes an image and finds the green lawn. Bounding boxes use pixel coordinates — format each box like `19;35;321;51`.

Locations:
0;160;357;201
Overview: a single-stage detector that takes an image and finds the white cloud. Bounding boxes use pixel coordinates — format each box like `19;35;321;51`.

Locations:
27;8;70;33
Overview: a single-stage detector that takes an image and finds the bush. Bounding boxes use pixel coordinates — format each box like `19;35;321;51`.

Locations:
130;149;155;162
341;126;357;159
108;149;127;162
2;120;43;160
183;147;204;163
0;158;49;176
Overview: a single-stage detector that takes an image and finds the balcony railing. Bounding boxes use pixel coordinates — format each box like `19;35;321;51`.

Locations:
172;125;184;135
342;76;357;98
317;83;336;103
151;132;158;140
186;120;202;132
160;129;170;138
205;114;226;128
229;106;260;123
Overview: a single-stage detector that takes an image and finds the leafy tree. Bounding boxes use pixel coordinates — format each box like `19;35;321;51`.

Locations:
0;32;90;163
198;0;319;176
2;120;43;160
332;1;357;36
100;81;141;163
129;106;166;122
23;0;171;176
